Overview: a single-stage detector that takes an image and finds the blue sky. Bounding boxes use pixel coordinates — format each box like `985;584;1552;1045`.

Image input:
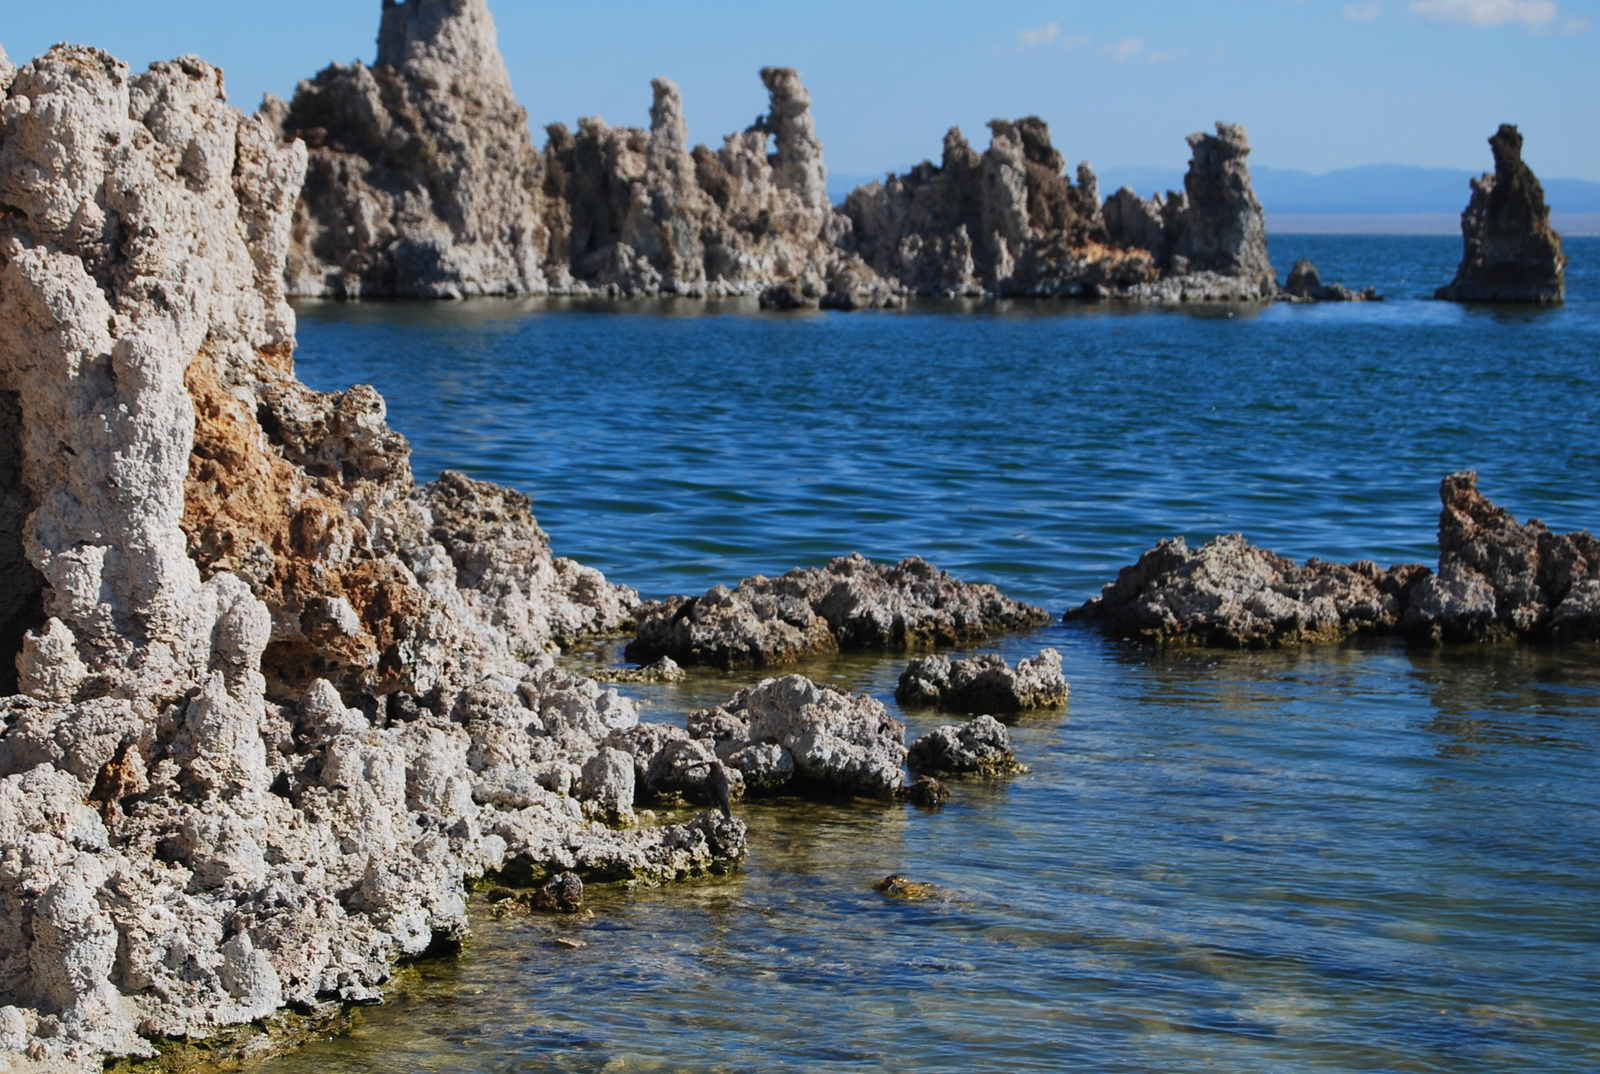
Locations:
5;1;1597;180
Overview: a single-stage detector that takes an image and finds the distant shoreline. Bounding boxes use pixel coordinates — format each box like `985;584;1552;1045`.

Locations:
1266;212;1600;236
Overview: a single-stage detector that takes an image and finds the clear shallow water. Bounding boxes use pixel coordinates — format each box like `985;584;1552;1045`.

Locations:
271;236;1600;1073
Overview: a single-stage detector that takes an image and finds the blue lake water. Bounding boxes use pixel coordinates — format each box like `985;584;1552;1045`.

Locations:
269;235;1600;1073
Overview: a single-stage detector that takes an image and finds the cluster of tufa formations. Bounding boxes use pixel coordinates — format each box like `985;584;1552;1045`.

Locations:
266;0;1387;307
266;0;1566;308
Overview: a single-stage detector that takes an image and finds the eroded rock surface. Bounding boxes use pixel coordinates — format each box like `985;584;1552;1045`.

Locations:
678;674;908;798
1436;125;1565;304
1069;535;1429;647
278;0;549;297
844;119;1152;298
907;715;1026;779
627;554;1051;668
0;46;738;1067
896;649;1069;714
1072;472;1597;647
541;69;898;308
1404;471;1600;643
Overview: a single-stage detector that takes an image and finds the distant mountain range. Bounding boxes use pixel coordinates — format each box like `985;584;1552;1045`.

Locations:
827;165;1600;215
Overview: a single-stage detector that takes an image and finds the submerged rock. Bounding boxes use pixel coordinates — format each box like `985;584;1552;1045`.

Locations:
597;656;687;684
0;43;739;1066
627;554;1051;669
896;649;1069;713
1436;125;1565;305
1283;259;1380;302
1072;472;1597;647
907;716;1027;779
279;0;549;297
900;775;950;808
873;875;942;900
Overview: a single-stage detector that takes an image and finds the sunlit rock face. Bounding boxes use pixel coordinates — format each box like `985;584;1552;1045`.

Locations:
1436;124;1566;305
0;42;739;1068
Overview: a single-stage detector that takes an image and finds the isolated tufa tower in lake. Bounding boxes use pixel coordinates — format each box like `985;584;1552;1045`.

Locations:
1436;124;1566;304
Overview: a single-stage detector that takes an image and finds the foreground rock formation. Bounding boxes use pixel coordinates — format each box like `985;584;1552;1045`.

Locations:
1436;125;1565;305
846;120;1282;302
0;45;747;1066
626;554;1052;668
277;0;549;298
1070;473;1599;647
896;649;1070;714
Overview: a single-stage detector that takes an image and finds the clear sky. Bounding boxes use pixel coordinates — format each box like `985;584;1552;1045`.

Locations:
5;1;1597;180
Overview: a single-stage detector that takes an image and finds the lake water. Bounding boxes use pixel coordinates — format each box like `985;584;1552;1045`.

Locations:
269;235;1600;1073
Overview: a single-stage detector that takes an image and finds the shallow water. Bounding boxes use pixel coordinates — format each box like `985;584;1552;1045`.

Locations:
270;236;1600;1073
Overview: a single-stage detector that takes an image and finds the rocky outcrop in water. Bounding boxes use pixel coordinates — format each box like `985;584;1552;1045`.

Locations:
1283;260;1379;302
626;554;1052;668
907;715;1025;779
540;70;898;308
1069;535;1430;647
1436;125;1565;305
277;0;549;298
1105;123;1280;302
843;119;1152;298
682;675;908;798
895;649;1069;713
1071;473;1599;647
1404;472;1600;643
0;45;742;1067
847;119;1282;302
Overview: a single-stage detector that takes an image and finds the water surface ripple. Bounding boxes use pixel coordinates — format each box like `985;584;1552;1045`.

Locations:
271;236;1600;1073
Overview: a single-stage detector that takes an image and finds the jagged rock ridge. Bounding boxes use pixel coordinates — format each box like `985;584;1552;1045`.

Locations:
1436;124;1566;304
0;44;751;1067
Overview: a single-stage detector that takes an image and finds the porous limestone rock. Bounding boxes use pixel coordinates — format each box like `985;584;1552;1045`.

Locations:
541;69;898;308
1283;259;1379;303
595;656;686;684
895;648;1070;714
1403;471;1600;643
1436;124;1565;304
279;0;549;297
1069;534;1430;647
907;715;1026;779
627;554;1052;668
1072;472;1597;648
0;44;740;1067
682;675;907;798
